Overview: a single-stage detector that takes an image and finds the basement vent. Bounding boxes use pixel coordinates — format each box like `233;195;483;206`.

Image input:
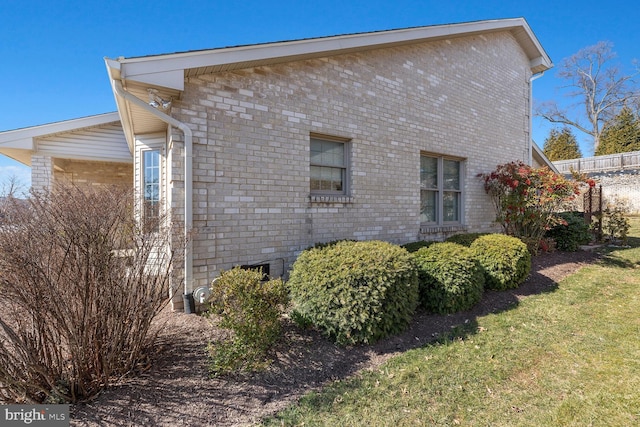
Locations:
239;263;270;281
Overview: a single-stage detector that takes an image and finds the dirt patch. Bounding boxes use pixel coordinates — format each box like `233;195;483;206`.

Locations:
70;250;600;426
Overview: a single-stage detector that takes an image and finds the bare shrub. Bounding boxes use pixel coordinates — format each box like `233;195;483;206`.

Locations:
0;183;181;403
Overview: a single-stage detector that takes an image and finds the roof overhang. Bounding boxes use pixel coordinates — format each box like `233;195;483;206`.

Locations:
114;18;552;89
0;112;123;166
105;17;553;146
532;141;559;173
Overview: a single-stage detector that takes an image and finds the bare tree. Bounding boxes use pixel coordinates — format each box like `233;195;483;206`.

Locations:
0;183;182;403
0;175;27;224
536;41;640;152
0;174;25;199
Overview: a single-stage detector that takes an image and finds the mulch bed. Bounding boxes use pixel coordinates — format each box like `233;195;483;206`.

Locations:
70;249;600;426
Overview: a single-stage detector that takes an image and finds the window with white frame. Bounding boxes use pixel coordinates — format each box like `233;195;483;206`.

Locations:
310;135;349;195
142;149;161;222
420;154;463;224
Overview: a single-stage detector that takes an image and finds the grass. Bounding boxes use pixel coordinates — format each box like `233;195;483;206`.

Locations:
262;217;640;426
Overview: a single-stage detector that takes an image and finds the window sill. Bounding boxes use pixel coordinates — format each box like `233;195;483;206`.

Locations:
420;224;467;234
309;195;354;204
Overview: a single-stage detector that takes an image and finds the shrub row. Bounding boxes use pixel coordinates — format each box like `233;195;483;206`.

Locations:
286;234;531;346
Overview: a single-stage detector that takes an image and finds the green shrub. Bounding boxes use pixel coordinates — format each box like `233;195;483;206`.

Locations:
413;242;485;314
603;201;631;245
545;211;591;251
445;232;490;247
287;240;419;346
470;234;531;290
208;267;288;375
401;240;435;253
310;239;356;250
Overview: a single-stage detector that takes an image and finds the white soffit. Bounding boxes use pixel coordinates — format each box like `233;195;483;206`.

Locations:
112;18;552;89
0;112;122;150
0;112;127;165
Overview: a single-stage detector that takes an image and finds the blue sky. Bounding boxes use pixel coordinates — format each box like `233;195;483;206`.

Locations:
1;0;638;189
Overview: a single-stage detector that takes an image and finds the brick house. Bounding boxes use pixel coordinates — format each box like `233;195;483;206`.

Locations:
0;18;553;310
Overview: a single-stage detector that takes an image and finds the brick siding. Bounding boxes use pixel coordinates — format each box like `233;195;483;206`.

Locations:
168;31;533;288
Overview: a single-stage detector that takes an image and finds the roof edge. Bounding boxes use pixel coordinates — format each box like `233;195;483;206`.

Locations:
532;141;559;173
110;18;552;87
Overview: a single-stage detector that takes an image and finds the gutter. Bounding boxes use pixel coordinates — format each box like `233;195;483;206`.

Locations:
110;79;193;312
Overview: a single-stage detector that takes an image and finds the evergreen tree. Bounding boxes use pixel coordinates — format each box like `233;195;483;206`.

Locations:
543;127;582;161
596;107;640;155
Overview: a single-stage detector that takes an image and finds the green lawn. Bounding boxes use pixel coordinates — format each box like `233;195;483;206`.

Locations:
263;217;640;426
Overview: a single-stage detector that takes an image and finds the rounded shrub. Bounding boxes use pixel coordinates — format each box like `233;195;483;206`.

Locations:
470;234;531;290
413;242;485;314
287;240;419;346
545;211;591;251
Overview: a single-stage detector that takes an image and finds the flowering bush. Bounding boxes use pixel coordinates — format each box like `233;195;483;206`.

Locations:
479;162;581;253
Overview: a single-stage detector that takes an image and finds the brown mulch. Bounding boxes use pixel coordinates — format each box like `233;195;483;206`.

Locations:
71;249;601;426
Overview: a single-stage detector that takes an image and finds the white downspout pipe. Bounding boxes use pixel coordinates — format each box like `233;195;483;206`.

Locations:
111;79;193;312
529;71;545;165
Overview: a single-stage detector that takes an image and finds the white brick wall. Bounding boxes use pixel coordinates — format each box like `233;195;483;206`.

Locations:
170;31;532;287
31;155;53;192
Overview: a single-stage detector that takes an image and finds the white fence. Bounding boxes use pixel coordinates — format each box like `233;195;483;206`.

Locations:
554;151;640;174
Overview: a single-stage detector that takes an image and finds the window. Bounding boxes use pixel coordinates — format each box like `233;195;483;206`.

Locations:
142;149;160;221
310;136;349;195
420;155;463;224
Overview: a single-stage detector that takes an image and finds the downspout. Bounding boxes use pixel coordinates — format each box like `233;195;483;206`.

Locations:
111;79;194;313
529;71;545;165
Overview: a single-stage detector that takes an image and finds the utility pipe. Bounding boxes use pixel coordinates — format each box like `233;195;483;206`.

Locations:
529;71;545;165
111;79;193;312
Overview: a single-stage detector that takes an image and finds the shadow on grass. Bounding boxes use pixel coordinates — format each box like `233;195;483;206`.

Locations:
626;236;640;247
593;235;640;269
598;253;640;269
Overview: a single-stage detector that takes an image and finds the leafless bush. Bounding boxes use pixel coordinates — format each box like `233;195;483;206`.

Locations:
0;183;181;403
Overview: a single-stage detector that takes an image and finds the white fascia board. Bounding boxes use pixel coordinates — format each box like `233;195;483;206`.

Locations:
115;18;549;83
0;112;121;149
105;59;135;153
0;136;33;150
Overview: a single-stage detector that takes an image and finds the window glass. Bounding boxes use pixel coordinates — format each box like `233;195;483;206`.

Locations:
443;159;460;190
420;190;437;223
310;137;347;194
420;155;462;225
443;191;460;222
310;166;344;192
420;156;438;189
143;150;160;220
